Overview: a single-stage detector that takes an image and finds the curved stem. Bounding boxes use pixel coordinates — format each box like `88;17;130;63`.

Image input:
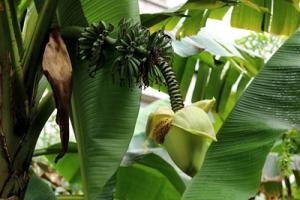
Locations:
158;61;184;112
60;26;84;39
61;26;118;44
3;0;24;77
33;145;78;157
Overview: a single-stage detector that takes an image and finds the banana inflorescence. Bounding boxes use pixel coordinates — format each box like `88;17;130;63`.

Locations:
78;18;184;110
78;21;114;76
146;98;217;176
78;18;217;176
113;19;149;87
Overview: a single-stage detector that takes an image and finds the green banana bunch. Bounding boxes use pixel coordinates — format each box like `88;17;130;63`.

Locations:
78;21;114;76
78;19;174;88
146;98;217;176
113;19;149;87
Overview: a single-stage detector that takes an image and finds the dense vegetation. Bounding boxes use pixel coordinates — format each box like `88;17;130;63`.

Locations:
0;0;300;199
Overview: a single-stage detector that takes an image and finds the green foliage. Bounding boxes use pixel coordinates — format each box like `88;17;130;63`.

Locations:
3;0;300;199
57;1;141;200
236;32;285;59
16;0;33;20
276;130;300;176
292;182;300;200
45;143;82;186
24;176;56;200
141;0;300;38
70;58;141;200
182;28;300;200
165;36;264;129
79;18;175;89
115;153;185;200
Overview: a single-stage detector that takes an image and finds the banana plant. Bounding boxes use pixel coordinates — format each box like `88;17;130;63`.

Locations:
0;0;143;199
0;0;58;198
95;25;300;200
1;0;202;199
1;0;300;200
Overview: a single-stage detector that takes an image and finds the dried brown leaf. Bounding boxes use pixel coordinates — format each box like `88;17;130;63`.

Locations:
42;29;72;163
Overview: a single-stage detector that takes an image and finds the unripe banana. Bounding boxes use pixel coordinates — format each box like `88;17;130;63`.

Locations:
146;98;216;177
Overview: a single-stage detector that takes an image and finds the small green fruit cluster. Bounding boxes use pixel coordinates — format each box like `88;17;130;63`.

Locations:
78;19;173;88
78;21;114;75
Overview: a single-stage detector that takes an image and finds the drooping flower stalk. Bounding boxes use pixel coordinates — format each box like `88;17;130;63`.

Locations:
156;59;184;112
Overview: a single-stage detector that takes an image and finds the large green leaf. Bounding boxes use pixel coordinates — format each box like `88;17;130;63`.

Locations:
57;0;141;199
176;10;209;39
70;53;141;200
168;33;264;123
115;153;185;200
141;0;300;37
24;176;56;200
179;55;197;99
182;28;300;200
179;0;226;10
230;0;267;33
45;143;81;186
269;0;300;35
147;31;264;133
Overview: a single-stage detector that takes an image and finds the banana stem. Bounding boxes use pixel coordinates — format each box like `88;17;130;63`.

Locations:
60;26;84;38
158;60;184;112
104;36;117;46
61;26;117;46
61;26;147;54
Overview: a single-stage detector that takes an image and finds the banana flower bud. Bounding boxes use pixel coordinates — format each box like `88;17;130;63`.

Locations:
146;98;216;176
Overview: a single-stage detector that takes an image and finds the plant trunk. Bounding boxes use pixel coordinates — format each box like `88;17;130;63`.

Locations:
0;41;28;200
0;1;35;198
0;1;26;198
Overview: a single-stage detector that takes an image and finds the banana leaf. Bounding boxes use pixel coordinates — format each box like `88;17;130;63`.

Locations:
182;27;300;200
24;176;56;200
56;0;141;199
141;0;300;37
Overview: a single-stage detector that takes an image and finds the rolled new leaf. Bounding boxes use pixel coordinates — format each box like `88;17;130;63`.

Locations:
42;29;72;162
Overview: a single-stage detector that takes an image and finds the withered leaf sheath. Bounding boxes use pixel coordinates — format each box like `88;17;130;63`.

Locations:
42;29;73;162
